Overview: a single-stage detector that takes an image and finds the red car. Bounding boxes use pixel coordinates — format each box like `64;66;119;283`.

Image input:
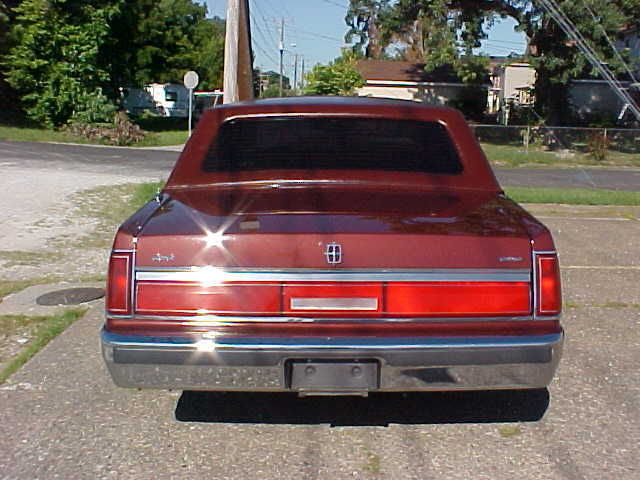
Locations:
101;97;563;396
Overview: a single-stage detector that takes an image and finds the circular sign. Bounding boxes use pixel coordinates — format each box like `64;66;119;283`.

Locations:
183;71;199;89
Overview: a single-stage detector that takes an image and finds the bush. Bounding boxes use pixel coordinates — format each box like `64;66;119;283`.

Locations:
586;131;609;161
65;111;145;146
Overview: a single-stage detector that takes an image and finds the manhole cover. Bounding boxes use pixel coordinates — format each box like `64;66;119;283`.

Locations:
36;287;105;306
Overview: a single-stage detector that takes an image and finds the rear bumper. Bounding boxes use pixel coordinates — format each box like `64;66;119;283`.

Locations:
101;329;563;393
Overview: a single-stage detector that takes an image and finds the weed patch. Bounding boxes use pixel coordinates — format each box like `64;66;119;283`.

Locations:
0;309;85;384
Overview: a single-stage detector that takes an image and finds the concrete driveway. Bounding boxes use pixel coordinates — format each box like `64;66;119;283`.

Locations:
0;141;639;478
0;206;638;479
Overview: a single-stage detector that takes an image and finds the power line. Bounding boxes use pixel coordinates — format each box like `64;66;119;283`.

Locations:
249;12;279;63
287;25;344;44
250;0;279;47
537;0;640;120
583;3;638;84
318;0;349;9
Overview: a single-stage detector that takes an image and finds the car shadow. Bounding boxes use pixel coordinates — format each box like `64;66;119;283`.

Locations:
174;389;549;426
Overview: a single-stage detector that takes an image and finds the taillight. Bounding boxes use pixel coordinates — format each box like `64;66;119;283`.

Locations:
135;282;280;316
386;282;531;317
535;253;562;316
107;251;132;314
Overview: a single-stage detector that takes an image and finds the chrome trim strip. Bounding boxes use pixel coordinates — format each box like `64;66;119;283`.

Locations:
109;314;547;323
134;268;531;283
290;297;379;311
103;331;562;351
223;112;386;122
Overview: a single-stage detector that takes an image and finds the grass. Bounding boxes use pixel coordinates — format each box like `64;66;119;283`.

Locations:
0;116;187;147
0;125;97;145
70;181;165;249
0;251;64;267
505;187;640;206
0;279;48;302
0;309;86;384
498;425;523;438
482;143;640;168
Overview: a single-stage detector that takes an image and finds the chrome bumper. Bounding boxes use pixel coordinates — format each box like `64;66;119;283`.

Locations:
101;329;563;393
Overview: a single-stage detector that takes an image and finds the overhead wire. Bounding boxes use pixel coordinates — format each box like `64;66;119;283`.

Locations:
536;0;640;120
583;3;638;85
318;0;349;9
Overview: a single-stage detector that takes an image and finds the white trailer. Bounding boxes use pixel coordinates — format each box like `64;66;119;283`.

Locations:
122;83;193;118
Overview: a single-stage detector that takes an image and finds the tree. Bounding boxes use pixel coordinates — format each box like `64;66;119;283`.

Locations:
345;0;391;58
5;0;119;127
106;1;225;93
303;51;365;96
192;17;226;90
5;0;226;126
0;0;24;119
346;0;638;124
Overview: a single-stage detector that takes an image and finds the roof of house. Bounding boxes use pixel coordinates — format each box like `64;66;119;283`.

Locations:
355;60;463;83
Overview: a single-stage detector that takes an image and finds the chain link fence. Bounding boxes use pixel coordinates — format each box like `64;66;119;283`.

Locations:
471;125;640;155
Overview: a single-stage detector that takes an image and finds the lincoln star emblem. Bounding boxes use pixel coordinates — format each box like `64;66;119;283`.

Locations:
324;243;342;265
152;253;175;262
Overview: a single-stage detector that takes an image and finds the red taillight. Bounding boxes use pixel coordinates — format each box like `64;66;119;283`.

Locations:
536;253;562;316
135;282;281;315
107;252;132;314
386;282;531;317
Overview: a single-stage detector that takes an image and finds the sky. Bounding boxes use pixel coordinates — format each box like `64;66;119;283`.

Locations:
206;1;527;77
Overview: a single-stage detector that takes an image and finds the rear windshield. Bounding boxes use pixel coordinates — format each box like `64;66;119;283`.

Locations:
203;117;463;174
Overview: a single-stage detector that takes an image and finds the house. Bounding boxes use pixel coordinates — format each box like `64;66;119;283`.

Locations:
487;60;536;115
354;60;488;108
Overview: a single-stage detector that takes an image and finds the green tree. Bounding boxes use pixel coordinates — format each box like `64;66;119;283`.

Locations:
345;0;391;58
5;0;226;126
303;51;365;96
5;0;119;127
106;0;224;91
192;16;226;90
0;0;24;119
346;0;638;123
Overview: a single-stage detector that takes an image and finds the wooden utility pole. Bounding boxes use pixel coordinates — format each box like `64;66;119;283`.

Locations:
223;0;254;103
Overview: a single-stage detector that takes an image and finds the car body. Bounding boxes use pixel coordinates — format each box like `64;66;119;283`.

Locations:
101;96;563;396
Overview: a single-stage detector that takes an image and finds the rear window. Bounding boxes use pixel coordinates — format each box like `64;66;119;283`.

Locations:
203;117;463;174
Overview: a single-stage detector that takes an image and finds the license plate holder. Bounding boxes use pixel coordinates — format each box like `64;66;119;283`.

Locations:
289;361;379;393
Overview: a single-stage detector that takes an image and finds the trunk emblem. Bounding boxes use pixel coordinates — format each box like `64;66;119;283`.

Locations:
324;243;342;265
152;253;175;262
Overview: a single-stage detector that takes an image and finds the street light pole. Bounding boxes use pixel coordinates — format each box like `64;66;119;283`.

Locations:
278;18;284;97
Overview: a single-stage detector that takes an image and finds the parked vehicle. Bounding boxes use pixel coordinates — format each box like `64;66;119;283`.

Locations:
102;96;563;396
122;83;192;118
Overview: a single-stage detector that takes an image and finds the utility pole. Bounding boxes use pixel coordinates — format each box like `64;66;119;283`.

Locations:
301;57;305;90
223;0;254;103
293;54;298;94
278;18;285;97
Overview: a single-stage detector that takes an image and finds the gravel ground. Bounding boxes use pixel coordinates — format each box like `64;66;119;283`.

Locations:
0;158;163;283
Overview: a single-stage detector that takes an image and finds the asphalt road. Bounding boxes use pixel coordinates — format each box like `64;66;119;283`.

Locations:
1;140;639;190
1;209;639;479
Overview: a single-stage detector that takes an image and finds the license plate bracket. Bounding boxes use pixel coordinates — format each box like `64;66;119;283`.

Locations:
289;360;379;393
